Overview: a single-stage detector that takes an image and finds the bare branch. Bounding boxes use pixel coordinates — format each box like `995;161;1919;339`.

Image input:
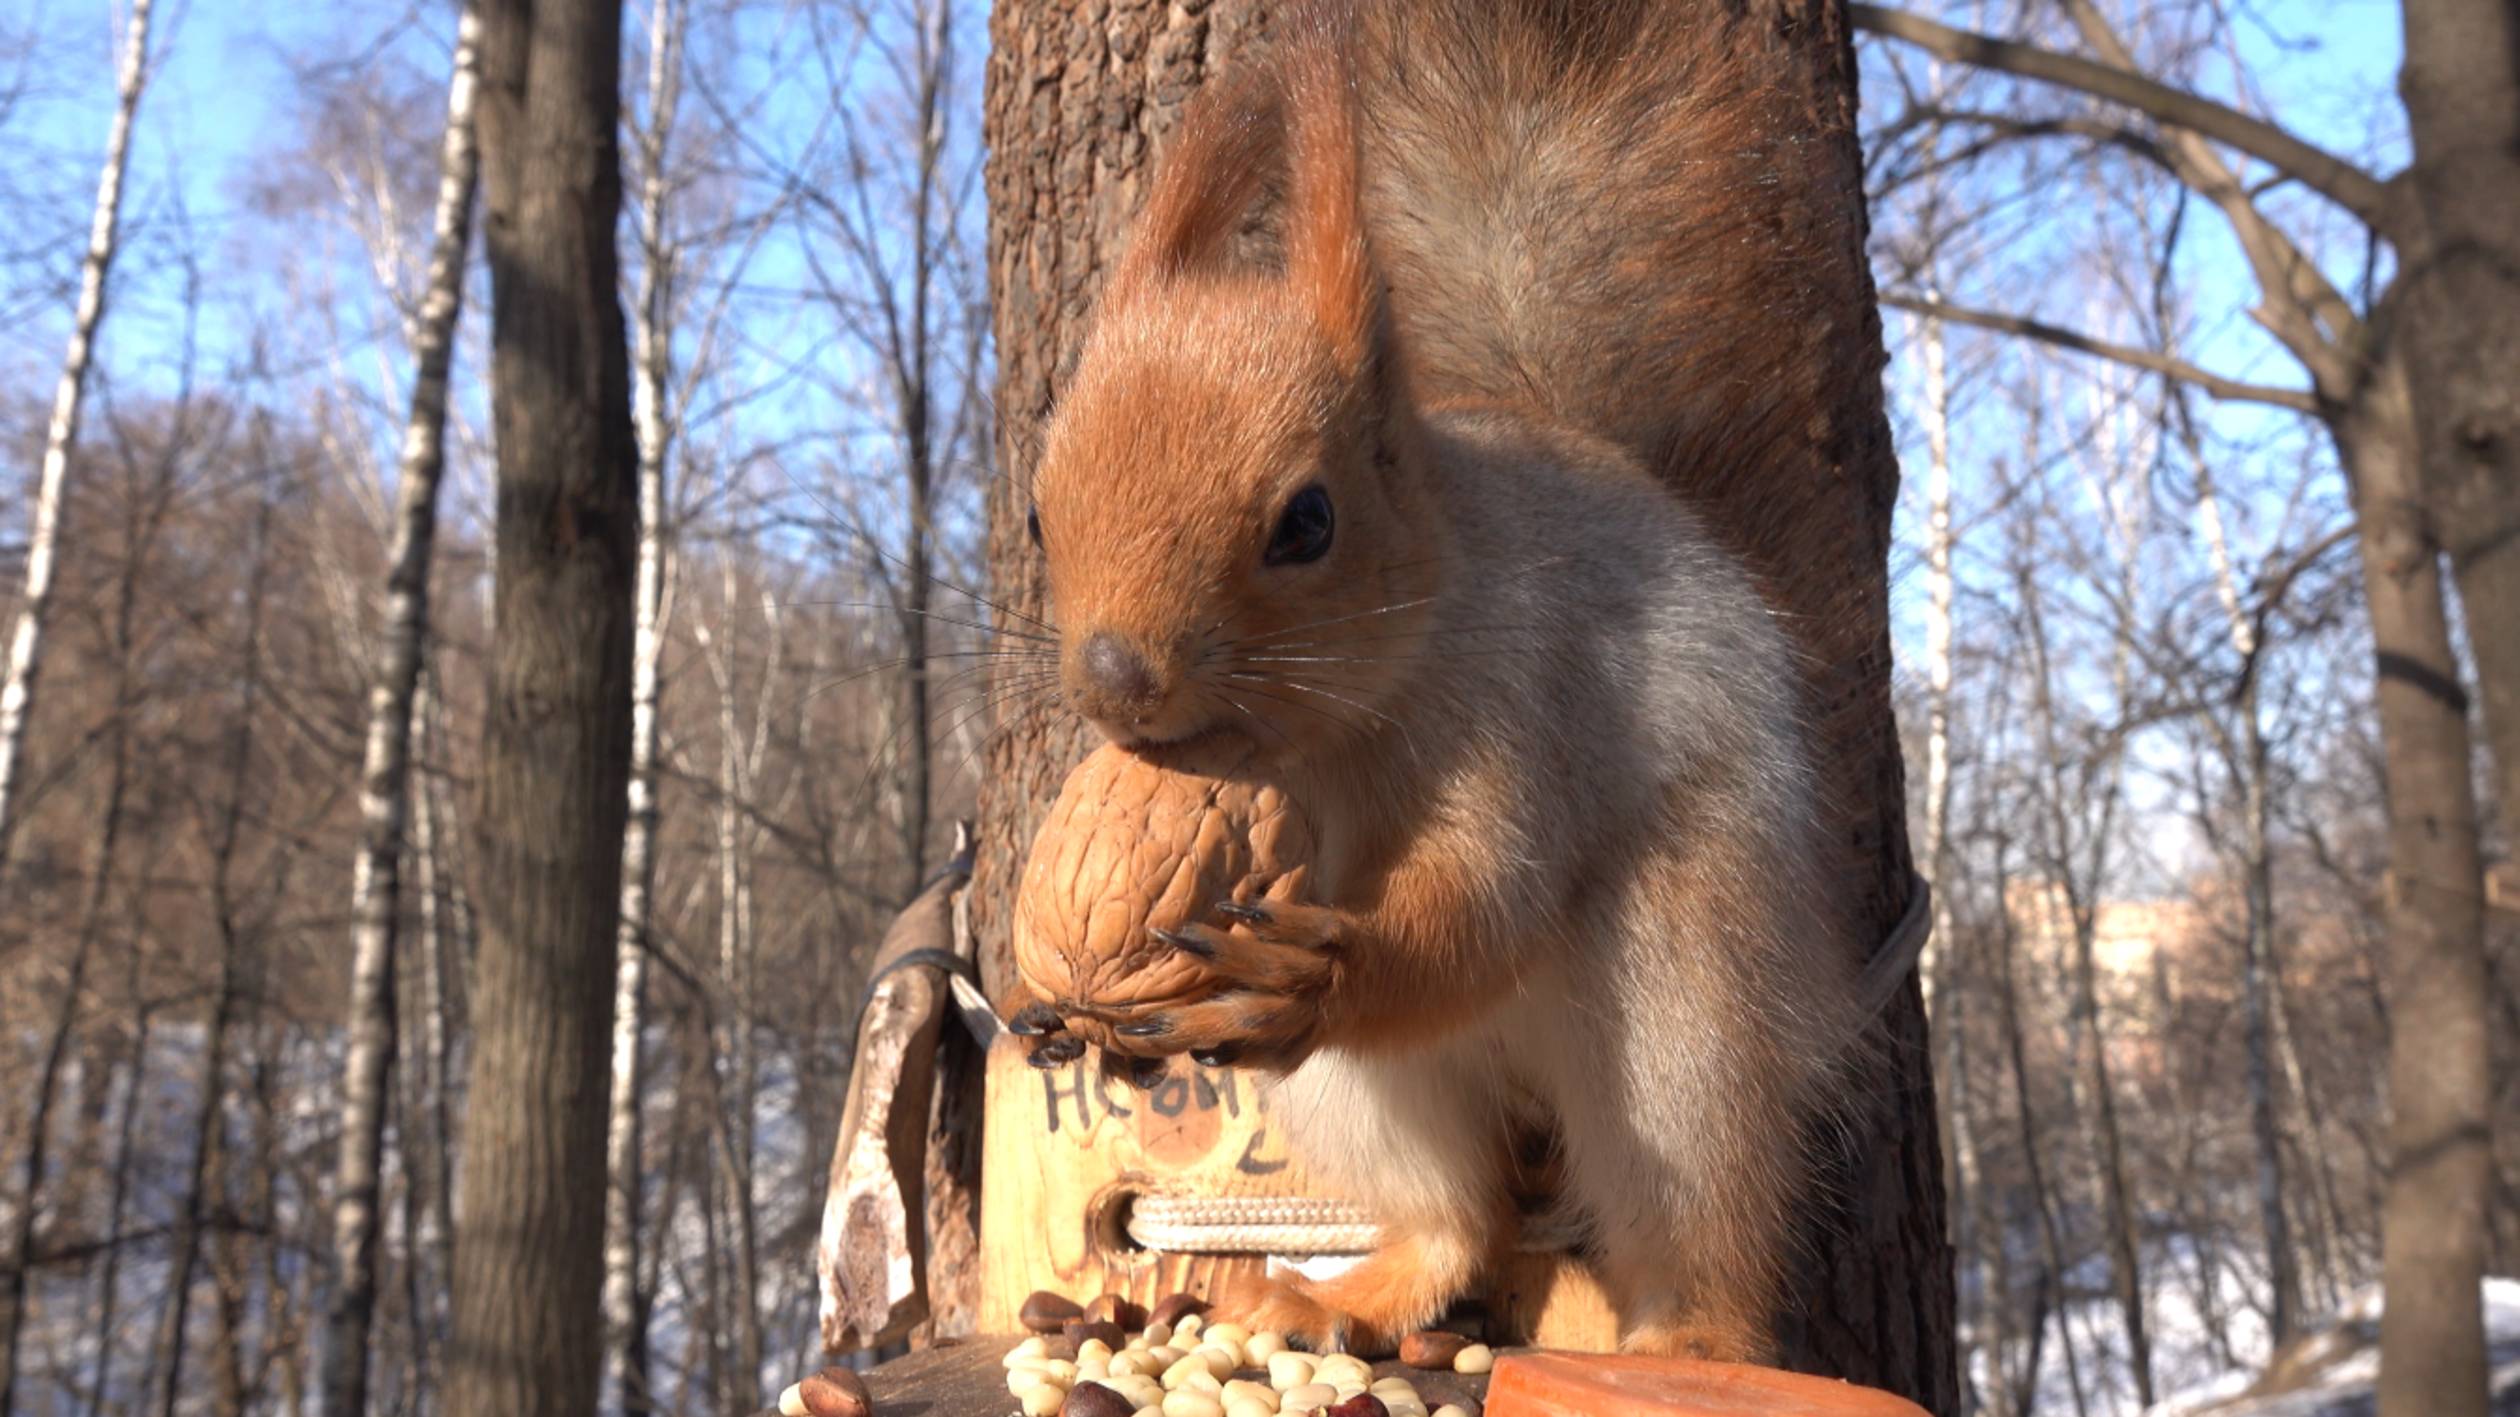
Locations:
1851;5;2398;233
1881;291;2321;412
1876;107;2178;194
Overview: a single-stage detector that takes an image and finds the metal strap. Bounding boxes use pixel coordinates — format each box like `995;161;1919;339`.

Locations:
1856;871;1934;1023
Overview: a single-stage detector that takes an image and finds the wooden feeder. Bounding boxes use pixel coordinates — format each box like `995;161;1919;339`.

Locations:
799;834;1938;1417
974;1032;1622;1347
812;820;1620;1358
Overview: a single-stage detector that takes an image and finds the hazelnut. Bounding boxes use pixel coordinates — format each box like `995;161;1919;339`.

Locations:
1066;1382;1137;1417
1067;1319;1128;1352
1024;1291;1086;1334
792;1367;871;1417
1089;1293;1153;1331
1397;1332;1469;1370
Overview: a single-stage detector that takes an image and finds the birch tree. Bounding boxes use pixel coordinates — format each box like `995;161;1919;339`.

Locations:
0;362;179;1415
1912;299;1985;1411
322;8;482;1411
605;2;685;1407
0;0;155;881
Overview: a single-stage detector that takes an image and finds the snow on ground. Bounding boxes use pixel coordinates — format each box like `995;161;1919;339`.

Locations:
1968;1231;2281;1416
2147;1278;2520;1417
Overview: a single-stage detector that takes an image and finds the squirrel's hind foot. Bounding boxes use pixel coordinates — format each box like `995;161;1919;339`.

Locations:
1217;1220;1486;1357
1616;1315;1776;1366
1217;1271;1380;1356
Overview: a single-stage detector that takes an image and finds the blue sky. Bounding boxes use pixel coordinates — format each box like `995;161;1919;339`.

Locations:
1;0;2422;894
2;0;2410;482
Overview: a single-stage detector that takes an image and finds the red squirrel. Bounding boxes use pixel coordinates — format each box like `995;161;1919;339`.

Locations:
1013;0;1863;1363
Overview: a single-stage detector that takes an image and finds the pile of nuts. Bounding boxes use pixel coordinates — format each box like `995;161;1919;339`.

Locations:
1004;1291;1489;1417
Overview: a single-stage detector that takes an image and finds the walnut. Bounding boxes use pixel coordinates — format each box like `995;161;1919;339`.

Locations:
1014;745;1313;1018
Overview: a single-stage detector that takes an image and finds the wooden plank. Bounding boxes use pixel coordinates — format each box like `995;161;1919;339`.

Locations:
978;1036;1313;1329
818;841;973;1352
978;1036;1617;1348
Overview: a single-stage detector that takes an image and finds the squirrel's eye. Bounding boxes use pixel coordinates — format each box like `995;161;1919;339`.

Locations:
1026;504;1043;550
1264;485;1334;566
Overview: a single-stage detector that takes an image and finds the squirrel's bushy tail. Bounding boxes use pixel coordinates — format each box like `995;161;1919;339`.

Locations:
1138;0;1881;622
1346;1;1864;523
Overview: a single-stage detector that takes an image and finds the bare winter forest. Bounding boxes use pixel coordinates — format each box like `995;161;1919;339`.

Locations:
0;0;2511;1415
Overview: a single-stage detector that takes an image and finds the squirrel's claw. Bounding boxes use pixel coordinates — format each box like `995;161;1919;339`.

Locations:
1120;903;1347;1067
1024;1033;1087;1068
1100;1048;1171;1091
1125;992;1317;1070
1157;910;1341;996
1007;1001;1064;1036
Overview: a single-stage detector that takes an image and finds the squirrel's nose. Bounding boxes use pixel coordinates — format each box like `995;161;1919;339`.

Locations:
1074;631;1160;718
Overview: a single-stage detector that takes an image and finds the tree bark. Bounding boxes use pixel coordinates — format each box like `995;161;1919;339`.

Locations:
324;8;482;1411
0;0;153;881
444;0;638;1408
2339;365;2492;1417
2393;0;2520;856
975;0;1948;1403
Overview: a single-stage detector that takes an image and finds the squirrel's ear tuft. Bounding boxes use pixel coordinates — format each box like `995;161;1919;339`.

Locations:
1108;70;1282;299
1280;29;1384;379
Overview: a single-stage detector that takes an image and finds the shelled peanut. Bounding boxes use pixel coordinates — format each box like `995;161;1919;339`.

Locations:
1003;1292;1480;1417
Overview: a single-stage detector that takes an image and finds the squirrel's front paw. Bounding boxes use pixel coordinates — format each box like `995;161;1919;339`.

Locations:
1112;898;1344;1068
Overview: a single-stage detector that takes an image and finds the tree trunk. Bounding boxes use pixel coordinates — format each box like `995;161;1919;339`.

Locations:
0;450;150;1412
157;491;276;1417
88;990;151;1417
892;0;953;895
697;562;773;1406
324;8;482;1409
1915;302;1984;1414
2018;555;2154;1410
2339;365;2492;1417
1994;841;2092;1417
413;676;464;1300
2394;0;2520;855
975;0;1948;1403
605;2;680;1407
2191;444;2304;1345
0;0;152;879
443;0;638;1407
